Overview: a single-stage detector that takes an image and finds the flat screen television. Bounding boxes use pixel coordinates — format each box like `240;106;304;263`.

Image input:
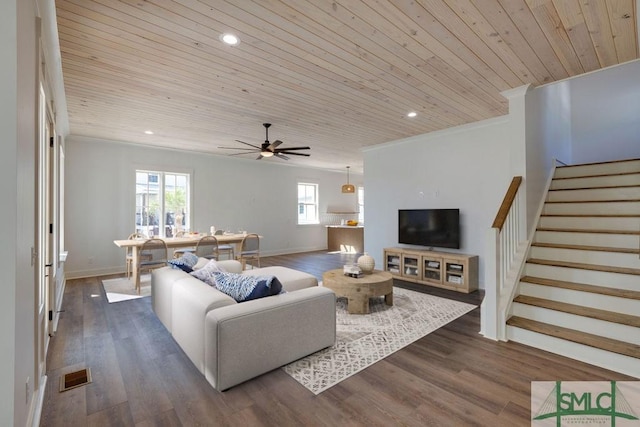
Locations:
398;209;460;249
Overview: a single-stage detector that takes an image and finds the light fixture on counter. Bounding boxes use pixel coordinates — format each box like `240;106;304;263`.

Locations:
342;166;355;193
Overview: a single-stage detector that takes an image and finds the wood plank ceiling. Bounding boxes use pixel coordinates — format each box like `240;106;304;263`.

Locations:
55;0;638;171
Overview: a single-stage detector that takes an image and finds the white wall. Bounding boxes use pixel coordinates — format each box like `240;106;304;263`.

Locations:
64;136;362;278
1;0;39;425
0;2;19;425
524;81;572;234
363;117;513;289
569;60;640;163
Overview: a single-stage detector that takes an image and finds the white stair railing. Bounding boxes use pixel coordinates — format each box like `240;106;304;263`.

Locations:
481;176;525;340
481;159;566;340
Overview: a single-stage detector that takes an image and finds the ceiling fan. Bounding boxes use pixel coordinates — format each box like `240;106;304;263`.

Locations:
218;123;310;160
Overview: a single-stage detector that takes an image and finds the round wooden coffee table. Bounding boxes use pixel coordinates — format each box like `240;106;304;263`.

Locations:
322;269;393;314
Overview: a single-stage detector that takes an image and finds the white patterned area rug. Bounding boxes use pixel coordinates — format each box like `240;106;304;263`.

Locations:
282;287;476;394
101;274;151;303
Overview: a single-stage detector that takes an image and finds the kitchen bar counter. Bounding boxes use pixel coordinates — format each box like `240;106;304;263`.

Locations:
327;225;364;253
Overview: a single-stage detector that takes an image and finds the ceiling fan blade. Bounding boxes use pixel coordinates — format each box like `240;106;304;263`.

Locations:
278;151;310;157
275;153;290;160
268;140;283;150
218;146;258;151
235;139;262;149
228;151;258;156
256;154;264;160
274;146;310;151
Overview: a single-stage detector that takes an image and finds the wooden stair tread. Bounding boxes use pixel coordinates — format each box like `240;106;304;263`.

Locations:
527;258;640;276
555;158;640;170
544;199;640;203
536;227;640;235
541;214;640;218
549;184;640;191
553;170;640;180
531;242;638;254
520;275;640;300
506;316;640;359
513;295;640;327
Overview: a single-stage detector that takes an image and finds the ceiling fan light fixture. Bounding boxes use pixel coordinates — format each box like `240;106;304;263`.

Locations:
342;166;356;193
261;150;274;158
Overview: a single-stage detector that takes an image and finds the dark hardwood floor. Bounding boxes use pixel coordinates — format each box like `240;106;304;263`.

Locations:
41;251;634;426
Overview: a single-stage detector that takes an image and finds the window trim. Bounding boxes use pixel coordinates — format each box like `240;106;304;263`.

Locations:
297;182;319;225
357;186;364;223
135;169;192;237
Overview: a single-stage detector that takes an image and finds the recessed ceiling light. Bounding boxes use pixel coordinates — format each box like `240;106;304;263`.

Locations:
220;33;240;46
144;130;154;135
407;112;417;118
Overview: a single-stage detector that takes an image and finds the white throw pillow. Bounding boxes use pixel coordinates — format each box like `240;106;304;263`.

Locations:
192;257;211;271
190;259;227;286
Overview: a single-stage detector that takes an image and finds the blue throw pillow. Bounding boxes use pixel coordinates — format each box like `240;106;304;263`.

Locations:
211;272;283;302
167;252;199;273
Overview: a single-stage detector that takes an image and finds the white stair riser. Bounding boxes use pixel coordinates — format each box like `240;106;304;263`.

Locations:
511;303;640;345
543;201;640;215
538;216;640;231
534;231;639;249
529;246;640;269
551;173;640;190
506;326;640;378
547;187;640;202
519;282;640;317
523;263;638;291
554;160;640;179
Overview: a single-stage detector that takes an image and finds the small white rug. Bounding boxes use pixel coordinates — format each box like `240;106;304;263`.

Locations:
101;274;151;303
282;287;476;394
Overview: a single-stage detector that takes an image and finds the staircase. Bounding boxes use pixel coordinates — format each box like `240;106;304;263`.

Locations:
506;158;640;378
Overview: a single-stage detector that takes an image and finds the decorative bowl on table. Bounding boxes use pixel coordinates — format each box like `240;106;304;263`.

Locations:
346;220;359;226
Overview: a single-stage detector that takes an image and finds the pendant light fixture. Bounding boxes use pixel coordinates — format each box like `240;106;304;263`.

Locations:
342;166;356;193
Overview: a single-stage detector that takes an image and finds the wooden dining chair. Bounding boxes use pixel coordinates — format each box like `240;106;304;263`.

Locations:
214;229;235;260
126;232;146;278
137;238;168;294
237;233;260;269
195;235;219;260
172;231;196;258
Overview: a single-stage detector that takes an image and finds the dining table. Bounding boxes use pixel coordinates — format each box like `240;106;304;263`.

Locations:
114;233;252;292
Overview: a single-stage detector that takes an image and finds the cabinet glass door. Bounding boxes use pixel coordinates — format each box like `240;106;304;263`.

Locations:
402;255;421;279
385;252;401;274
422;257;442;282
444;260;465;286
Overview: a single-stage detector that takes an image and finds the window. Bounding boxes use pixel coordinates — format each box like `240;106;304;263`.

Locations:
358;186;364;223
297;183;319;224
136;170;190;237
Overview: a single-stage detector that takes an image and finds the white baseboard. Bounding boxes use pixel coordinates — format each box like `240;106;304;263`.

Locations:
66;246;335;279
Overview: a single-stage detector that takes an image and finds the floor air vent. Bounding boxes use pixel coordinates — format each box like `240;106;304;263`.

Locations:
59;368;92;392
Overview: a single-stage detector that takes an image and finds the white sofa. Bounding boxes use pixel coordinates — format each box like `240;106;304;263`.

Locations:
151;260;336;391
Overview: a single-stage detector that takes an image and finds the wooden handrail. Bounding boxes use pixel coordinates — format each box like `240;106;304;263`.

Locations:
492;176;523;230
